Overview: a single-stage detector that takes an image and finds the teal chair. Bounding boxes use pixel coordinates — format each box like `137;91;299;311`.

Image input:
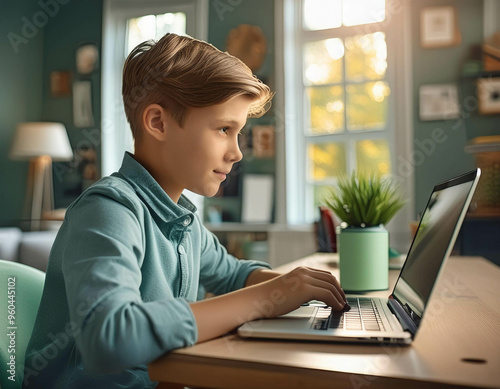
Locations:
0;260;45;389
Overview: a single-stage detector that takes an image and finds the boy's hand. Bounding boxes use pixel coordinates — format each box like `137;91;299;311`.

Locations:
256;266;347;318
190;266;347;343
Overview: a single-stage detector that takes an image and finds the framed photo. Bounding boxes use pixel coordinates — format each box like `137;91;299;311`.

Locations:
76;43;99;75
73;81;94;127
420;6;461;48
419;84;460;121
50;71;71;97
252;125;275;158
478;78;500;115
241;174;274;224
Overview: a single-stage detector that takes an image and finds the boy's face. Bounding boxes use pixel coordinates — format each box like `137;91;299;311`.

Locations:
162;95;251;200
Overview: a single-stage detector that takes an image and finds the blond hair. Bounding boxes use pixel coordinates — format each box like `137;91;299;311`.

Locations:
122;33;273;139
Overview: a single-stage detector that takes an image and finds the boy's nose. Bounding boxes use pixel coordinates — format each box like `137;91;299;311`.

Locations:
226;139;243;163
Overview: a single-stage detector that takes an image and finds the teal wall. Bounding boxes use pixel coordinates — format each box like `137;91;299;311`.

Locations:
0;0;45;226
410;0;496;214
41;0;103;209
0;0;102;227
208;0;274;86
206;0;276;222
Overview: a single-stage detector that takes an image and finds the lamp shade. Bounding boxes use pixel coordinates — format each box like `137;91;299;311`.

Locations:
10;122;73;161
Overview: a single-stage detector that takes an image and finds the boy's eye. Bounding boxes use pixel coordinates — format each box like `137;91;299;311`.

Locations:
219;127;230;135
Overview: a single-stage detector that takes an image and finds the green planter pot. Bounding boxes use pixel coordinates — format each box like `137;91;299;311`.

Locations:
337;226;389;292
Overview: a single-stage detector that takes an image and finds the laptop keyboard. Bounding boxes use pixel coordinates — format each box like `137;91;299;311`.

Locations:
311;297;385;332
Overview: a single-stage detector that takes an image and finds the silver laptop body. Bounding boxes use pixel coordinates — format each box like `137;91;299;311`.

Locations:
238;169;481;345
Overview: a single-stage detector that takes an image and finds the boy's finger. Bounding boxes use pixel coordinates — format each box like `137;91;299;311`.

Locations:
311;287;344;310
306;277;345;309
305;267;346;302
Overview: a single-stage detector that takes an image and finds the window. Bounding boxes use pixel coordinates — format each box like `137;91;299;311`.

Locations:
281;0;413;251
286;0;397;224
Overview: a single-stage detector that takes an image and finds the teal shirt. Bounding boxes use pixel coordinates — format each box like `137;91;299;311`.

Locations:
23;152;271;388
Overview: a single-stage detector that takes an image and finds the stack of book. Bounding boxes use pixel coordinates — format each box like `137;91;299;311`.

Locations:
315;206;337;253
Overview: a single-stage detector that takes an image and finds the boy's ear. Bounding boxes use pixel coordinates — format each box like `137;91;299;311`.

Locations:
142;104;169;141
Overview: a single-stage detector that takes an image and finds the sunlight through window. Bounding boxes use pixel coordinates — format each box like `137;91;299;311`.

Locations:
127;12;186;55
303;0;385;30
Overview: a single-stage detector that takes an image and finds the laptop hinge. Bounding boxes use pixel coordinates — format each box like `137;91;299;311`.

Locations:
387;298;418;337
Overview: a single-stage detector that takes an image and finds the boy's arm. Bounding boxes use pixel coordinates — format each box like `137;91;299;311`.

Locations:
196;216;273;295
244;268;282;286
191;266;347;343
61;192;197;374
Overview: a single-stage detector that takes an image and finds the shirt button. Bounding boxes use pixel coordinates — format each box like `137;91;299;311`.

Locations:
178;245;186;255
182;218;190;226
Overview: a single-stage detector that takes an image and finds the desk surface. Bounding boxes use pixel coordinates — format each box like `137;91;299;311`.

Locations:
149;255;500;389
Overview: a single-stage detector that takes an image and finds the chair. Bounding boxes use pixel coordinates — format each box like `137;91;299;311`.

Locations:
0;260;45;389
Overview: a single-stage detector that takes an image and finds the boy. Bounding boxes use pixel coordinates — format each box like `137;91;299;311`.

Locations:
23;34;347;388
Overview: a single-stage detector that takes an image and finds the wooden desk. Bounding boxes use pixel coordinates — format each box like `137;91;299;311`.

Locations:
149;254;500;389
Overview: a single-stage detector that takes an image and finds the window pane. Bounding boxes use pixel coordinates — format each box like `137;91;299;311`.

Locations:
314;184;336;208
343;0;385;27
346;81;390;130
345;32;387;81
308;142;347;181
156;12;186;37
303;0;341;31
304;39;344;85
307;86;344;134
127;12;186;55
127;15;156;54
356;139;391;175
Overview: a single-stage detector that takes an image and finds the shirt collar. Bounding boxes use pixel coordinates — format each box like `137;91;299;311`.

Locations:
114;152;197;224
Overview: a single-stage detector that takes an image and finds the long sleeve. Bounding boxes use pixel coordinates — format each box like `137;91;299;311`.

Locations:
61;190;198;374
197;215;272;295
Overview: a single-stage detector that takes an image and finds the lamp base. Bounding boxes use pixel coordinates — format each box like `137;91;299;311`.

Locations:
24;156;54;231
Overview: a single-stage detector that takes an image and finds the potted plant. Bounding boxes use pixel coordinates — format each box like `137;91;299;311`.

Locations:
324;172;406;292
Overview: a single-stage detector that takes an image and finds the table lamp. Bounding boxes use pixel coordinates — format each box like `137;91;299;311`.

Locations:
10;122;73;230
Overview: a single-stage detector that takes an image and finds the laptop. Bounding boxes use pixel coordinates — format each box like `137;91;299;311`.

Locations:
238;169;481;345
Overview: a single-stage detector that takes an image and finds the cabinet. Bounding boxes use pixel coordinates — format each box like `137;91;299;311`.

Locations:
206;223;316;268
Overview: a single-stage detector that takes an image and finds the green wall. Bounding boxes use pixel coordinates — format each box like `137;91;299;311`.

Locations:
410;0;496;214
41;0;103;209
0;0;102;227
208;0;274;85
206;0;276;222
0;0;45;227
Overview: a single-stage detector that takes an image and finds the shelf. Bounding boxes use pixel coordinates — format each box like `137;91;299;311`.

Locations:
466;210;500;219
204;223;314;233
459;70;500;80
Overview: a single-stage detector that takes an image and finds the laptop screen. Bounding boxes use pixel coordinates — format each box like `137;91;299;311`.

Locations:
392;169;479;322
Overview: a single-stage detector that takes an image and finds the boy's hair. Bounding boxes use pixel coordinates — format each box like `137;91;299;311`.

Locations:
122;33;273;140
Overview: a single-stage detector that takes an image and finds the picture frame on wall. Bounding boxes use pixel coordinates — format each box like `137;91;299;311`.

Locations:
419;84;460;121
252;125;275;158
73;81;94;127
478;78;500;115
241;174;274;224
50;71;71;97
420;6;461;48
